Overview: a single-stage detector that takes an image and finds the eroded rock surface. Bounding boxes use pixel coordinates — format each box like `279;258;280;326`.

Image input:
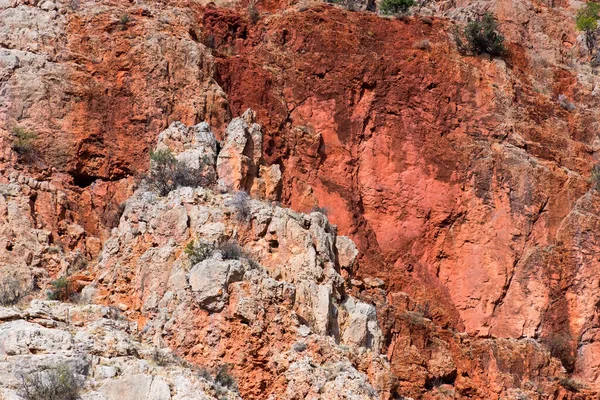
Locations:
2;0;600;398
0;301;242;400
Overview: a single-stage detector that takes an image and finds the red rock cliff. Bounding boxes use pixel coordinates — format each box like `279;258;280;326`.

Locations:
2;0;600;398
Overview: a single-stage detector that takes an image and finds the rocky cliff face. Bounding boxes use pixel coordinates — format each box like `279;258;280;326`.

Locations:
0;300;243;400
3;0;600;399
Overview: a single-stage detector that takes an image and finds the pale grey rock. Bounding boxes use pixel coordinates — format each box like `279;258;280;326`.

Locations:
100;374;170;400
155;121;218;182
0;320;72;355
294;281;335;336
335;236;359;271
285;358;379;400
0;302;242;400
94;365;118;380
340;297;382;352
216;109;262;192
189;258;244;311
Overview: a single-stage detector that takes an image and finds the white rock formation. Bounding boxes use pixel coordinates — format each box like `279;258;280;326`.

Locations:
0;301;241;400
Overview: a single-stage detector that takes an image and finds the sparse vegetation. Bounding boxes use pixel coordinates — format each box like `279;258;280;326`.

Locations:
147;149;213;196
454;13;506;58
247;0;259;24
215;364;238;393
559;377;584;392
69;251;88;273
47;276;71;301
11;126;38;160
150;348;172;367
203;34;216;49
416;301;432;319
119;14;130;30
47;245;63;254
217;240;244;260
544;332;576;372
184;240;214;267
228;191;251;222
591;164;600;190
19;363;83;400
0;276;24;306
576;2;600;52
379;0;415;15
192;364;238;397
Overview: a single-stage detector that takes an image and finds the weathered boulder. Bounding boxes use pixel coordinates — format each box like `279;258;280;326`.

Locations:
188;257;244;311
217;109;262;192
0;320;72;355
294;280;336;337
339;297;382;350
335;236;359;272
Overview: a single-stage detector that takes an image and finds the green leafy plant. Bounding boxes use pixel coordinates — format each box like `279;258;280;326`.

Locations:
119;14;130;30
19;363;83;400
454;13;506;58
184;240;214;267
576;2;600;52
47;276;71;301
379;0;415;15
11;126;38;159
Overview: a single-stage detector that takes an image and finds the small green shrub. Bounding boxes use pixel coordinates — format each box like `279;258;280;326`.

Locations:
454;13;506;58
576;2;600;52
0;276;24;306
11;126;38;159
379;0;414;15
576;3;600;32
19;363;83;400
47;276;71;301
119;14;130;29
184;240;214;267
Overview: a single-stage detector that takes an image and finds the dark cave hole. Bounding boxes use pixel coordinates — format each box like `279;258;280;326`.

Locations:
71;172;98;188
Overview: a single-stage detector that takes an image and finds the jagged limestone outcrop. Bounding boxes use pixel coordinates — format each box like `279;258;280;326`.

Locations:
86;113;393;398
0;301;242;400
